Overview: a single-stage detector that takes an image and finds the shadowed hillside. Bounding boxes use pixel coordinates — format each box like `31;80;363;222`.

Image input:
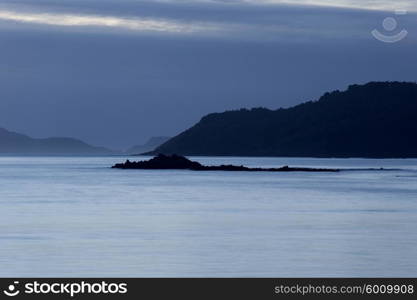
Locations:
150;82;417;158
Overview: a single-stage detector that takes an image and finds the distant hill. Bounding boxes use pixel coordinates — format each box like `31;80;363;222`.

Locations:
0;128;114;155
126;136;170;155
150;82;417;158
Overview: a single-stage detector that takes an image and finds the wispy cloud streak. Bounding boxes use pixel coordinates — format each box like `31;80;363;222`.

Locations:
170;0;417;12
0;1;415;41
0;10;216;34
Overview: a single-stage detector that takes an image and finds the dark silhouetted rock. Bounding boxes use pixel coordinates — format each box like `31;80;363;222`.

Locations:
112;154;339;172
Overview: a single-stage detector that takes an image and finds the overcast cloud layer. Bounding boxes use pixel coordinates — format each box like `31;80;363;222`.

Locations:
0;0;416;39
0;0;416;149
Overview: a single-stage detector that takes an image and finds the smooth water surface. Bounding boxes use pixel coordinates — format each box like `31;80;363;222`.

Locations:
0;156;416;277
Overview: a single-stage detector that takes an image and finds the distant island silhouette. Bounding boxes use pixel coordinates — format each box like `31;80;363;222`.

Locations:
147;82;417;158
0;127;114;155
126;136;170;155
112;154;339;172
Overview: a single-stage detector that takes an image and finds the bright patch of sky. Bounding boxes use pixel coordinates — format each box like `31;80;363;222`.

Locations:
0;10;218;34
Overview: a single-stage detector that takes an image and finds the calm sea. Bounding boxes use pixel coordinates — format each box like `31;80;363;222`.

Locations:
0;156;416;277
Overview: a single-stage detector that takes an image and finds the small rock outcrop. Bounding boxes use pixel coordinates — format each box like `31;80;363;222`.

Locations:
112;154;339;172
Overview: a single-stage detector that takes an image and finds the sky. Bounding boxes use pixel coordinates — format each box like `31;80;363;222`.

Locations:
0;0;416;149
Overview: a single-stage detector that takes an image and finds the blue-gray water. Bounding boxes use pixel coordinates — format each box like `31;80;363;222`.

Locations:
0;156;416;277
